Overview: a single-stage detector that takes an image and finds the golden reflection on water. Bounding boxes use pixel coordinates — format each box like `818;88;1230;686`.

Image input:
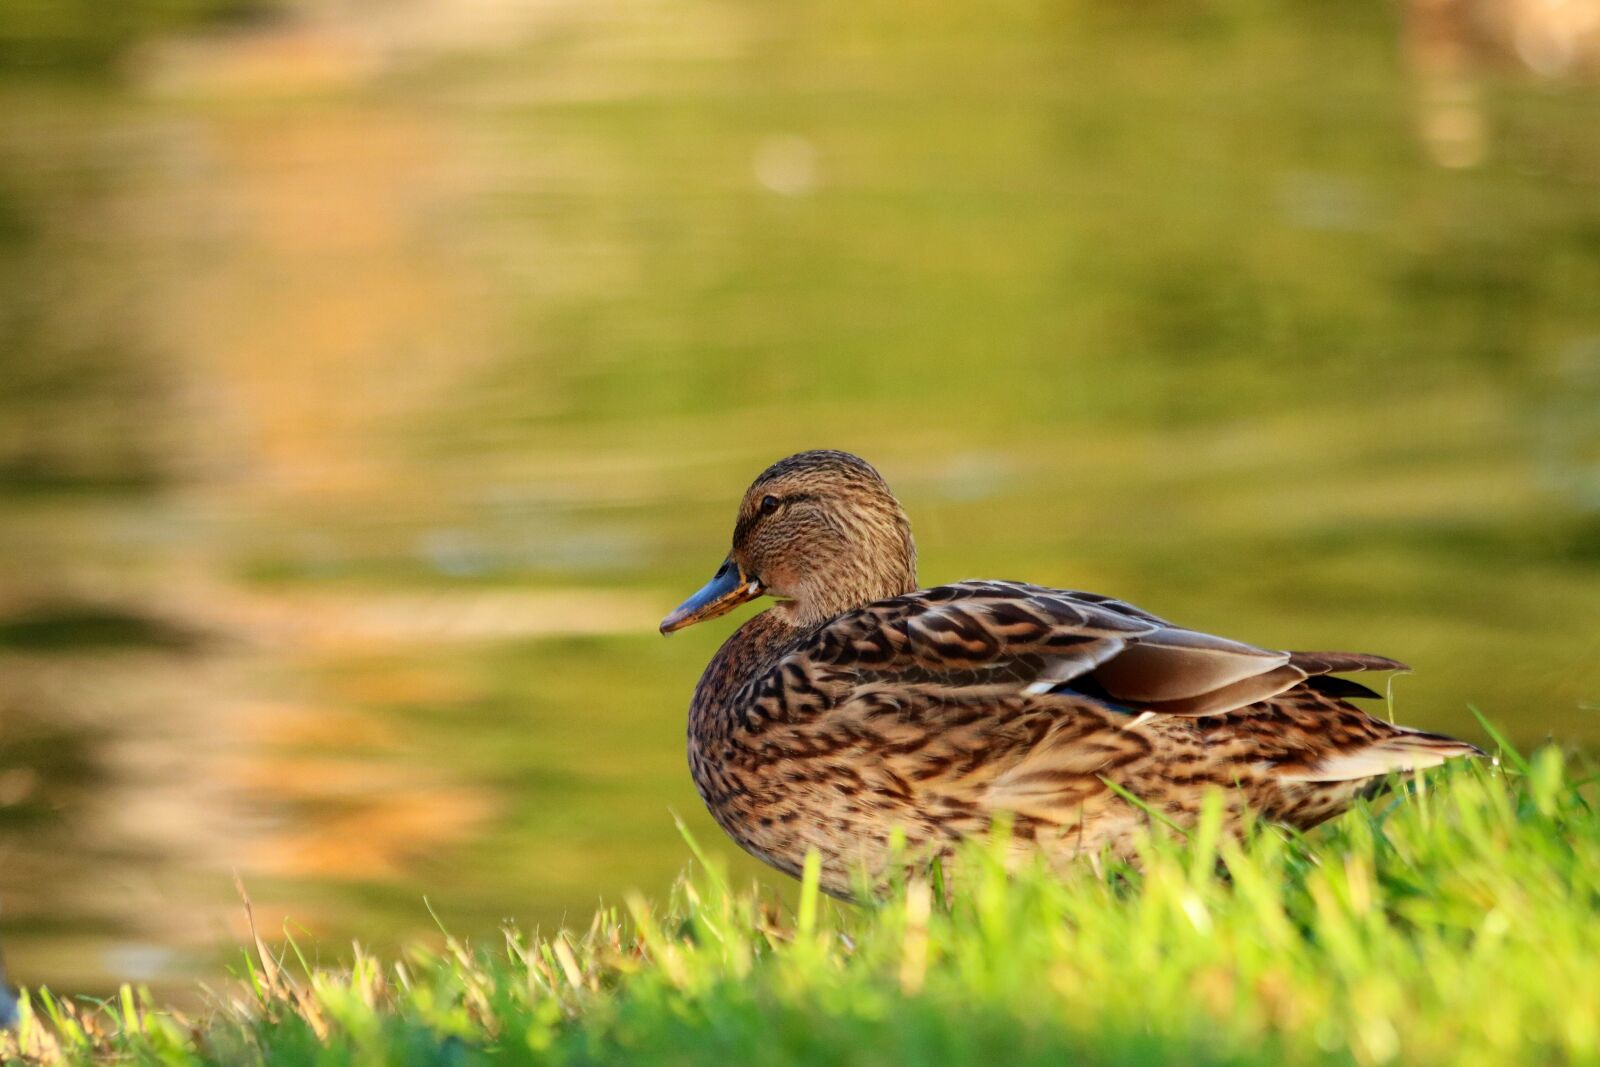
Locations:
1403;0;1600;168
0;5;656;991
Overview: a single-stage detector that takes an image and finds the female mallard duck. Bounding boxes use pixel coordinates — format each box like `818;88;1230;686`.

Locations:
662;450;1478;896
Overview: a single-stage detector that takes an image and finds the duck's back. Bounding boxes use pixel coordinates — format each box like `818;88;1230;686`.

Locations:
684;581;1478;895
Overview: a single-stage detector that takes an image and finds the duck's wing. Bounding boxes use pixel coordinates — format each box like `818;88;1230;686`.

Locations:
756;580;1403;721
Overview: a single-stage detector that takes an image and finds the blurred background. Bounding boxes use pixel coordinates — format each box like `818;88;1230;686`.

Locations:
1;0;1597;1000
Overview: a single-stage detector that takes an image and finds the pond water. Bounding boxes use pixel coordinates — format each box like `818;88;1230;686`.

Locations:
1;0;1598;998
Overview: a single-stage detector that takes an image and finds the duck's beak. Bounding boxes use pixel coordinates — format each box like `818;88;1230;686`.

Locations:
660;558;764;634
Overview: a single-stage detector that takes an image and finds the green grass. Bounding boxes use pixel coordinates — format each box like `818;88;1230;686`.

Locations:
5;739;1599;1066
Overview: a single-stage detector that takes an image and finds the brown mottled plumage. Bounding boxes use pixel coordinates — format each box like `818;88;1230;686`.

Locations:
661;450;1480;897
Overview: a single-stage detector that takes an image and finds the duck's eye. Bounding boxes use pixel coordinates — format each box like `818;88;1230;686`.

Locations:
760;494;781;516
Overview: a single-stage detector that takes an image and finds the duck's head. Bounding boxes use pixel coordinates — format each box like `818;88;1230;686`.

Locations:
661;450;919;633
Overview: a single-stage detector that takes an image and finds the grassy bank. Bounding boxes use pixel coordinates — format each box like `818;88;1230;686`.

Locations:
4;733;1598;1066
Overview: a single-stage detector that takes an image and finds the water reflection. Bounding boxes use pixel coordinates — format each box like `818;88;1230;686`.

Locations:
1404;0;1600;168
1;0;1599;998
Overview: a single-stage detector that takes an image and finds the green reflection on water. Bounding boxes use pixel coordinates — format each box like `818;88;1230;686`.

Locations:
0;0;1597;996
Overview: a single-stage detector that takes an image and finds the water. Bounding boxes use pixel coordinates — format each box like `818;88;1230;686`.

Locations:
1;0;1598;998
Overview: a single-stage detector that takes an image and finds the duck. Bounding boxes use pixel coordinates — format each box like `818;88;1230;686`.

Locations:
661;449;1479;897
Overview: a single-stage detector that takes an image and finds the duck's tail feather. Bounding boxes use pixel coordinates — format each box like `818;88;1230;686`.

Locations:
1276;727;1484;783
1287;650;1411;675
1285;650;1410;704
1301;674;1384;701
